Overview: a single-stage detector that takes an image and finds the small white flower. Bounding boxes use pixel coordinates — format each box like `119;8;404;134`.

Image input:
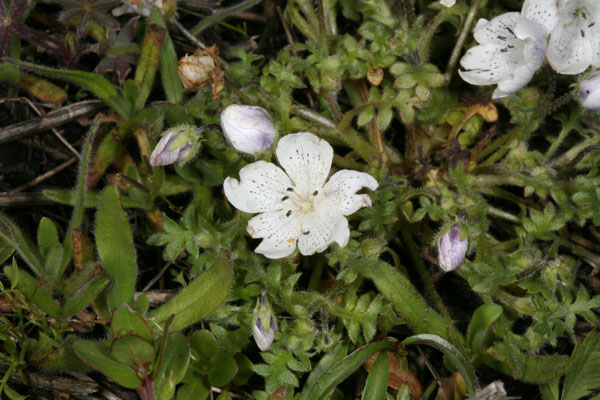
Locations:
223;132;378;259
459;12;548;99
578;70;600;110
440;0;456;7
546;0;600;74
220;105;276;154
252;287;276;351
437;224;468;272
149;125;195;166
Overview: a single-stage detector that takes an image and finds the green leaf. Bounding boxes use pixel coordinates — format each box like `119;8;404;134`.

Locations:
489;342;572;383
111;335;156;367
96;186;138;309
37;217;59;258
72;340;142;389
561;331;600;400
190;329;219;358
0;215;44;277
177;380;210;400
361;261;449;340
3;264;60;316
361;352;389;400
466;304;503;355
61;274;110;317
154;333;191;400
134;23;166;110
150;251;233;331
299;342;348;400
4;58;132;119
0;235;14;265
305;341;393;399
402;334;475;397
208;351;238;387
111;304;154;342
159;32;183;105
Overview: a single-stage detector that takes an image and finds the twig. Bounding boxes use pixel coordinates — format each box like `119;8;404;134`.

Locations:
142;261;173;291
0;193;55;207
190;0;264;35
0;360;98;396
0;100;102;146
8;157;77;193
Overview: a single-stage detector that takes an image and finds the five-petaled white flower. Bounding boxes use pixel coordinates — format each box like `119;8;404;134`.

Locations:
546;0;600;74
459;12;548;99
223;132;379;259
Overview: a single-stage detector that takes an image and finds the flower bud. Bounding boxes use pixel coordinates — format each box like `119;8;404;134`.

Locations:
437;224;468;272
440;0;455;7
177;46;224;98
578;71;600;111
252;287;277;351
220;105;276;154
149;125;196;166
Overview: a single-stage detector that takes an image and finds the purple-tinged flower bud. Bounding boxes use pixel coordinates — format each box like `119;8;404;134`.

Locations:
220;105;276;154
252;287;277;351
578;71;600;111
149;125;196;166
437;224;468;272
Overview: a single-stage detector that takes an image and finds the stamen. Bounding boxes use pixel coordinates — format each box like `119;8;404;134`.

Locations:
302;231;310;235
581;29;586;38
286;187;294;192
497;35;507;41
281;196;289;201
312;190;318;196
286;210;292;217
589;23;595;28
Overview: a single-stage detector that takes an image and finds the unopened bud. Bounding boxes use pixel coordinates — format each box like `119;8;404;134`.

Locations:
149;125;197;166
440;0;456;7
437;224;468;272
252;287;277;351
578;71;600;111
177;46;224;98
220;105;276;154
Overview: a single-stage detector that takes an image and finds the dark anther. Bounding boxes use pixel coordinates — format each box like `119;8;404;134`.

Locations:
281;196;289;201
506;27;514;35
497;35;507;41
582;29;586;37
286;210;292;217
287;187;294;192
303;231;310;235
312;190;318;196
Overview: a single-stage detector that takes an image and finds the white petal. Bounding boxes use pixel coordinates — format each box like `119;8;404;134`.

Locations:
248;211;303;258
297;212;349;255
223;161;293;213
473;13;520;45
276;132;333;197
440;0;455;7
521;0;558;36
318;170;378;216
547;22;594;74
496;65;535;96
459;44;514;85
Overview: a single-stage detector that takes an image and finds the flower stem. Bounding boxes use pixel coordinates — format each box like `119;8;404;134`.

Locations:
291;105;378;162
398;225;465;351
445;0;482;82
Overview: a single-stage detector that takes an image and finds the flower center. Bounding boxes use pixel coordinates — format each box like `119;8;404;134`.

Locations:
299;199;314;213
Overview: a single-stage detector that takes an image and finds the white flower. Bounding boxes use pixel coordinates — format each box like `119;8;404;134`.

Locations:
546;0;600;74
220;105;276;154
440;0;456;7
437;224;468;272
149;125;196;166
578;70;600;110
253;287;276;351
459;12;548;99
223;132;378;259
521;0;559;36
